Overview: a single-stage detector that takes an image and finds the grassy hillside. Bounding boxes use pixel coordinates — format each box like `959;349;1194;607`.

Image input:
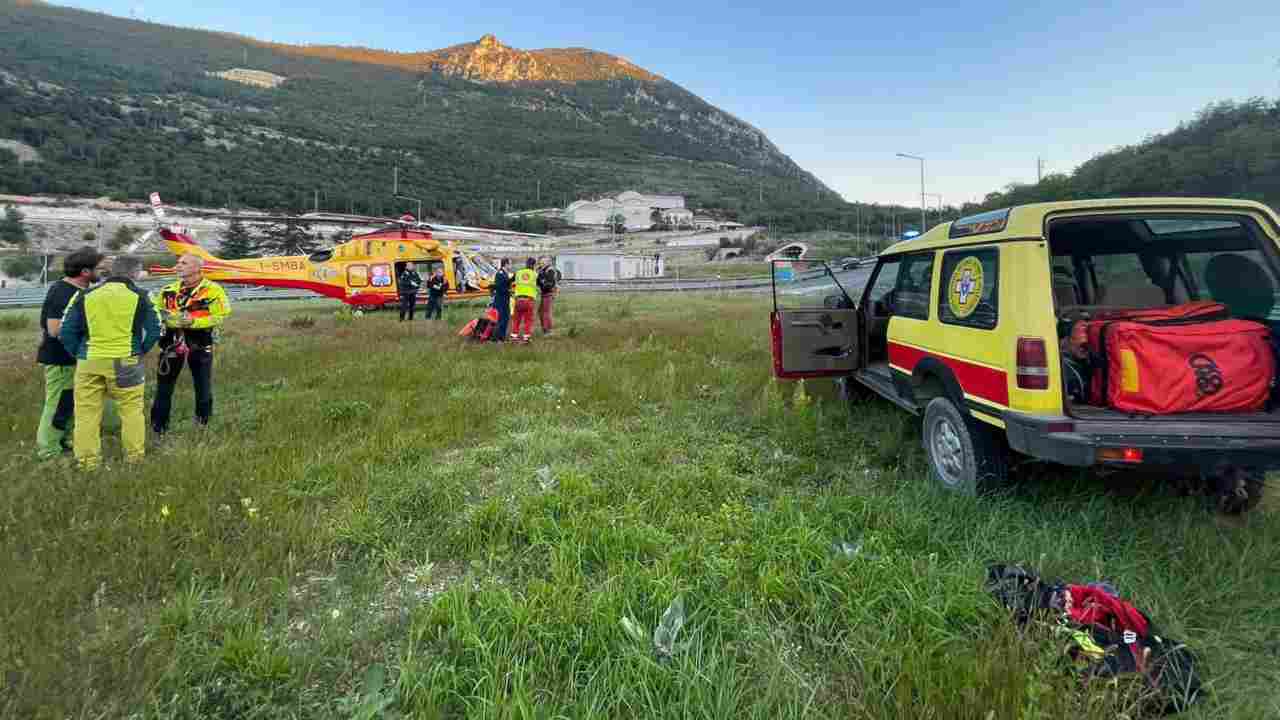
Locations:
0;1;850;228
2;295;1277;718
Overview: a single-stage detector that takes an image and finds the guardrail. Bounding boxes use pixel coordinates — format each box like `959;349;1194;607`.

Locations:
0;276;777;309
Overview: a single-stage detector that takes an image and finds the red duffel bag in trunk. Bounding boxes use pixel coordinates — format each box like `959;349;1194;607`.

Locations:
1083;302;1274;414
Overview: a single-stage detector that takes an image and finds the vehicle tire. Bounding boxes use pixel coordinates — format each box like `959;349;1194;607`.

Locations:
1210;465;1266;514
922;396;1006;496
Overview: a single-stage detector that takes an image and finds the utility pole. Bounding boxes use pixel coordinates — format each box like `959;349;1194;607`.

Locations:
1037;157;1043;183
896;153;926;234
856;203;861;253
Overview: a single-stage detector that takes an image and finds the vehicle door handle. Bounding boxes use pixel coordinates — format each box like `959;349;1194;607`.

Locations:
792;320;844;330
814;345;855;359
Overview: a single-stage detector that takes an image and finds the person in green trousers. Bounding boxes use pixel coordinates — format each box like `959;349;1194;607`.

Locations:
35;247;107;459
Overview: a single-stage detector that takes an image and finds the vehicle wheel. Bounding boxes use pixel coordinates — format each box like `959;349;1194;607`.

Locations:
1208;464;1266;514
922;396;1006;496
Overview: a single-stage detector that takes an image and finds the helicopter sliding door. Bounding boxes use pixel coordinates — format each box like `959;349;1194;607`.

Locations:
394;260;443;297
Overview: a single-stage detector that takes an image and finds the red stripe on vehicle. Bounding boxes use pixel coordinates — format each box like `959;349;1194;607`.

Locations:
888;342;1010;407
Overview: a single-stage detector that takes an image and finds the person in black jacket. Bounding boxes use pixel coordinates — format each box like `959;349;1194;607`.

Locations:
35;246;106;459
536;257;560;336
424;267;448;319
490;258;512;342
397;262;423;321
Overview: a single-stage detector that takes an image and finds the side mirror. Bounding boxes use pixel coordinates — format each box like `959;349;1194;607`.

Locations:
823;294;850;309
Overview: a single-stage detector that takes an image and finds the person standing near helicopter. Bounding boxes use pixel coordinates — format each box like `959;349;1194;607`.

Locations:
150;254;231;435
490;258;513;342
424;266;447;320
511;257;539;343
536;257;559;336
397;261;423;321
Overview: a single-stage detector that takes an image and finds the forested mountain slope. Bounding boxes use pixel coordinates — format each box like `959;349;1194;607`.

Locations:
0;0;839;225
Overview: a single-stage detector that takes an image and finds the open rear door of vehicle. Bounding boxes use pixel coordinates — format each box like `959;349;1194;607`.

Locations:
771;260;860;378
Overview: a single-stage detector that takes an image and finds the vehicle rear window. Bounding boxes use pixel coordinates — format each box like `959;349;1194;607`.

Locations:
938;248;999;329
893;252;934;320
1050;214;1276;314
1145;219;1240;235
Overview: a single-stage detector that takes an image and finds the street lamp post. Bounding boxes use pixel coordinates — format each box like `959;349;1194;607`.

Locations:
896;153;926;234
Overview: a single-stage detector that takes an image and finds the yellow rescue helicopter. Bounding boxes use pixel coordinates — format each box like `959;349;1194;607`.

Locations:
140;193;551;309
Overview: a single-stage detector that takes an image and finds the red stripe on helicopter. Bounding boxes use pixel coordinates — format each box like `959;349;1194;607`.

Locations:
220;277;352;300
887;341;1009;407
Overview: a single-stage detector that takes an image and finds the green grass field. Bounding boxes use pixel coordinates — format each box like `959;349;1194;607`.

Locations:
1;294;1277;719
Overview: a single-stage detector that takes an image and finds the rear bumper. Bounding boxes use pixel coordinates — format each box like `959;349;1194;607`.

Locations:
1003;411;1280;469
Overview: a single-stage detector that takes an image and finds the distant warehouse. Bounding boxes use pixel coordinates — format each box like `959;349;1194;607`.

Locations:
554;251;663;281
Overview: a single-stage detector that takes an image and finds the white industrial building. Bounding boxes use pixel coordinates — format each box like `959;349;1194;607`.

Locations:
555;251;664;280
562;191;686;231
661;208;694;226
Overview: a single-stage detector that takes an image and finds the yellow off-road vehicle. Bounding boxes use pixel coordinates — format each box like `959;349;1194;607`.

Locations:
771;198;1280;511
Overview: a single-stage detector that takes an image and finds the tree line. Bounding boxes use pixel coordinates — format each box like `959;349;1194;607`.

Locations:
962;99;1280;214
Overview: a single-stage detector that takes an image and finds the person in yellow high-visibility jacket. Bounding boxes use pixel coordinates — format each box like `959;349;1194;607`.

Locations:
58;255;162;470
150;254;232;434
511;257;539;343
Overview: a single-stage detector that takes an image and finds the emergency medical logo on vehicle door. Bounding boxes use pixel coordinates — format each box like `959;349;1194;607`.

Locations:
948;256;984;319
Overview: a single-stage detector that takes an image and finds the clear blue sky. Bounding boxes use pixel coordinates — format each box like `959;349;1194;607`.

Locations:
62;1;1280;207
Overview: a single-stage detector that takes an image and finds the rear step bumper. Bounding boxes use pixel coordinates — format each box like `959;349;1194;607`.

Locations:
1004;411;1280;469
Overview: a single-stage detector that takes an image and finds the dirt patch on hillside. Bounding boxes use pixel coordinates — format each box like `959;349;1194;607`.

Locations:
0;139;41;163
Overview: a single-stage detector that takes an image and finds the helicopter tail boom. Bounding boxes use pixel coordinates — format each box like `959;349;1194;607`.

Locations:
159;227;219;262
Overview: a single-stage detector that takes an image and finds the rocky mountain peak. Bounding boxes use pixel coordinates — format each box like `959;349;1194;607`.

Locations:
423;36;659;84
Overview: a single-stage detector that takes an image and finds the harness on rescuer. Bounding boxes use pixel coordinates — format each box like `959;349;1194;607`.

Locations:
158;334;190;376
154;278;229;375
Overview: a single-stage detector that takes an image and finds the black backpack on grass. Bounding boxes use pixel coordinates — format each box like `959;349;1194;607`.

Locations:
985;564;1203;716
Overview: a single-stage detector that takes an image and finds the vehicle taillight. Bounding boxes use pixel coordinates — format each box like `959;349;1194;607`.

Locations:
1016;337;1049;390
1098;447;1143;463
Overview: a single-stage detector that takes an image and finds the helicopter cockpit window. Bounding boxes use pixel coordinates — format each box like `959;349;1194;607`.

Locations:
309;249;333;263
348;265;368;287
370;264;392;287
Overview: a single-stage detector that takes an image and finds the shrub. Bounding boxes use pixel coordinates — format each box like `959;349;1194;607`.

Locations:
288;315;316;329
1;256;44;280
